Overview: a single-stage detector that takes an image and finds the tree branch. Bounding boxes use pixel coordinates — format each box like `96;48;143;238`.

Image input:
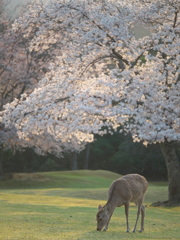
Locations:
112;48;129;66
130;51;145;69
79;55;113;77
54;96;70;103
173;10;179;28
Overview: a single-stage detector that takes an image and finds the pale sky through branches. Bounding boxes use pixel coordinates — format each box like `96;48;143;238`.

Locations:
5;0;149;38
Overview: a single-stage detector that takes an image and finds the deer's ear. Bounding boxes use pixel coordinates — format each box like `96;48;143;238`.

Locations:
98;205;103;210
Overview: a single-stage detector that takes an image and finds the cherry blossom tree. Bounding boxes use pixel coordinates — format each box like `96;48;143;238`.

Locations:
0;0;64;175
1;0;180;203
0;0;12;176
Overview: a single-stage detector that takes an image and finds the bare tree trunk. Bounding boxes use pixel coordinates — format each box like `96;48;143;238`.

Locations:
72;152;78;170
160;141;180;203
84;143;91;169
0;146;3;178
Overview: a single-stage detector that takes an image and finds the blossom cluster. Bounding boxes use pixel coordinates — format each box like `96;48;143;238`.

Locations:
1;0;179;156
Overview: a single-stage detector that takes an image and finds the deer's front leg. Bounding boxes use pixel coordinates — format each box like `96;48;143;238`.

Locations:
103;213;113;231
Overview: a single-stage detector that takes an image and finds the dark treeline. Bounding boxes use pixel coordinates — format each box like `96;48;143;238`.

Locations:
1;131;175;181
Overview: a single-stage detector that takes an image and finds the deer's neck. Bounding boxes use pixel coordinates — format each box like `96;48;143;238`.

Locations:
105;200;118;215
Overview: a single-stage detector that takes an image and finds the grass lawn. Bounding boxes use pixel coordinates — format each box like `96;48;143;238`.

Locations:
0;170;179;240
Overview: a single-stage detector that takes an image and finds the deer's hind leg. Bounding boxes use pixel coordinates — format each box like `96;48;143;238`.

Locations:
133;200;143;232
124;202;130;232
140;204;145;232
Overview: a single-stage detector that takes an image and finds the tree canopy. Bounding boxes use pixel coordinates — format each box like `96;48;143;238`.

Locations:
1;0;179;157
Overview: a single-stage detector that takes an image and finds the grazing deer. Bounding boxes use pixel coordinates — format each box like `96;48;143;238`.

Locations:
96;174;148;232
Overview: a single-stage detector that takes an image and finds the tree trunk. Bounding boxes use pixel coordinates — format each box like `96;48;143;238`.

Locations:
0;146;3;178
84;143;91;169
72;152;78;170
160;141;180;203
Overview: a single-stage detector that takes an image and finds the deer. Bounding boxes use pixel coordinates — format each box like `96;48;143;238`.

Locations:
96;174;148;232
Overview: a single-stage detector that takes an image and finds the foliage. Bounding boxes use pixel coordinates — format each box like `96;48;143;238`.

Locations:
1;132;168;180
76;131;167;180
39;158;61;172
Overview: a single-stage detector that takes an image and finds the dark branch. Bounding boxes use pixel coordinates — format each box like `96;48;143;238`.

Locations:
130;52;145;69
173;11;179;28
54;96;70;103
80;55;113;77
24;111;34;116
112;49;129;66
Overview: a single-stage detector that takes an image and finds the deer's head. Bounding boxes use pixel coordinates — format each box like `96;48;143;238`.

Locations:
96;205;109;231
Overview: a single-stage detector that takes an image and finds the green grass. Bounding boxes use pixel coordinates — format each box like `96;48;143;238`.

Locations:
0;170;179;240
0;170;121;189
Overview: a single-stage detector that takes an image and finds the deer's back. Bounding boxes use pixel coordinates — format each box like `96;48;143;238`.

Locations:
108;174;148;205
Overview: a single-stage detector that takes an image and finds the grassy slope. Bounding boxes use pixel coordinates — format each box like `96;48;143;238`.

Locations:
0;170;179;240
0;170;121;189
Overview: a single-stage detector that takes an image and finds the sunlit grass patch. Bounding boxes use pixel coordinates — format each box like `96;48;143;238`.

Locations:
0;191;105;208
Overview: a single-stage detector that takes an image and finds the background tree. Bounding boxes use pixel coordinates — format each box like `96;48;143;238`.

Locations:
0;0;70;175
1;0;180;203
